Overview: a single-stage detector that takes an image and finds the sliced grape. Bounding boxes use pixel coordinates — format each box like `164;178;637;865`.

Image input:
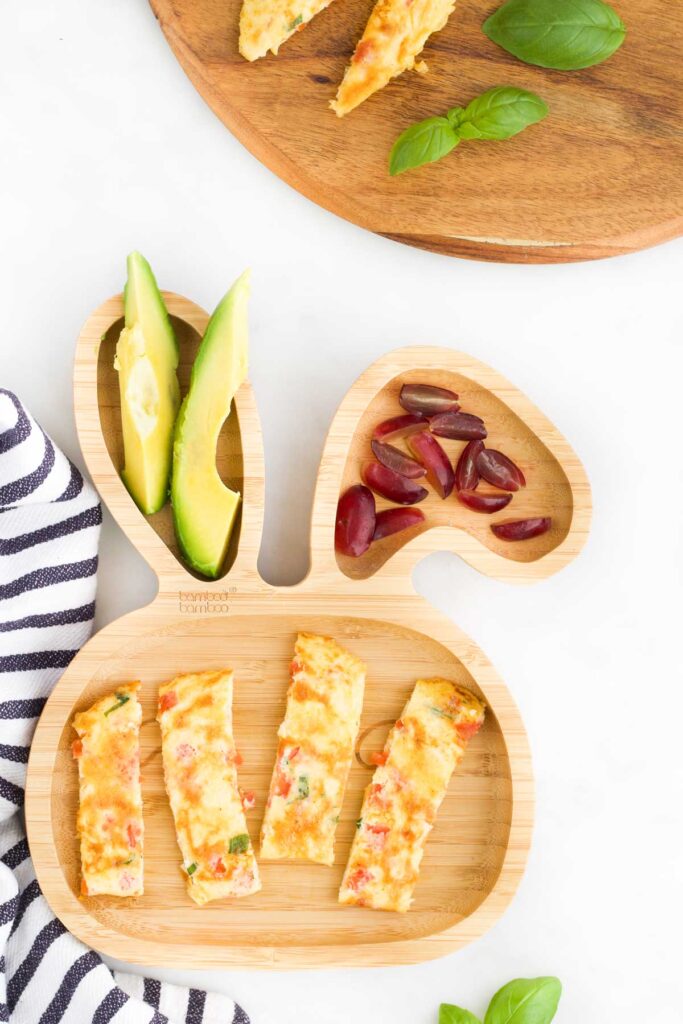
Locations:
335;484;376;557
362;462;429;505
457;489;512;513
373;507;425;542
430;411;487;441
491;517;551;541
373;413;428;443
455;439;484;492
370;440;426;479
476;449;526;491
407;431;455;499
399;383;459;416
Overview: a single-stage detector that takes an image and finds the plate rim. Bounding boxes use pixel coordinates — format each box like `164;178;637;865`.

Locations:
25;598;534;969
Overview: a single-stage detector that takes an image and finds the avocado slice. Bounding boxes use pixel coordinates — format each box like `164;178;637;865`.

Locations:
114;252;180;515
171;270;250;579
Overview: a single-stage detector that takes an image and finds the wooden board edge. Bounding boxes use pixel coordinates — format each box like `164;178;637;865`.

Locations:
379;225;683;264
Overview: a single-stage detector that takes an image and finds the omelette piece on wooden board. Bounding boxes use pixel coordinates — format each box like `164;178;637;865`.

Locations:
239;0;336;61
260;633;366;864
331;0;456;116
157;670;261;905
72;682;144;897
339;678;485;912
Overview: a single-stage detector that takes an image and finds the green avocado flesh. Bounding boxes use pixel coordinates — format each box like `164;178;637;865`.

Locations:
171;270;250;579
115;252;180;515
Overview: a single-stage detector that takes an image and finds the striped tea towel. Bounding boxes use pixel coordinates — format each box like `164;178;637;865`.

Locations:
0;390;249;1024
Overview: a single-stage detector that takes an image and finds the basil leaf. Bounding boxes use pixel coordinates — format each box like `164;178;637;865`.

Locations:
186;862;197;876
287;14;303;30
483;0;626;70
389;116;459;176
440;1005;482;1024
390;87;548;175
457;87;548;141
484;977;562;1024
229;833;250;855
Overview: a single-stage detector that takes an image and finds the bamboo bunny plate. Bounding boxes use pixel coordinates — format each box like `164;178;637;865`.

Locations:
25;295;590;968
149;0;683;263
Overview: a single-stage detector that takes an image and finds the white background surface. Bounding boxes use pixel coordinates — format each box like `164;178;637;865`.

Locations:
2;2;682;1021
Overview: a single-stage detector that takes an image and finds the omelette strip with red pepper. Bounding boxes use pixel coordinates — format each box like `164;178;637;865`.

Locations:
72;682;144;897
260;633;366;865
157;670;261;905
339;678;485;912
331;0;456;116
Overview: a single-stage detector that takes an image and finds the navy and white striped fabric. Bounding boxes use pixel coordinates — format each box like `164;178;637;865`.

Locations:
0;391;249;1024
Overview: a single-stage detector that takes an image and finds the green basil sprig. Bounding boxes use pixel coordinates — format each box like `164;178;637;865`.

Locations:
483;0;626;70
389;87;548;175
440;977;562;1024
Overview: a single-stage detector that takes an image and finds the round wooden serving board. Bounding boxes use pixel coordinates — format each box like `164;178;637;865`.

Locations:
149;0;682;263
25;295;591;969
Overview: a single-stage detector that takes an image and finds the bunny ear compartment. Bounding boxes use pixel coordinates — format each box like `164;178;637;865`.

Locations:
75;290;265;587
310;346;590;586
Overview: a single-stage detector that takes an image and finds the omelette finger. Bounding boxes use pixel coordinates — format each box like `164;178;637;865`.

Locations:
240;0;337;61
332;0;456;116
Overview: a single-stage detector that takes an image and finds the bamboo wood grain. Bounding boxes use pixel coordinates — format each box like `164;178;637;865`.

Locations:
25;293;589;969
149;0;683;263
